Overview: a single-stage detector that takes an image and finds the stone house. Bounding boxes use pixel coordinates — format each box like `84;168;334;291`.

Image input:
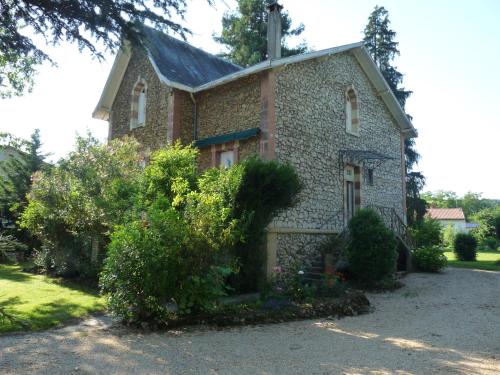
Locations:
93;4;417;275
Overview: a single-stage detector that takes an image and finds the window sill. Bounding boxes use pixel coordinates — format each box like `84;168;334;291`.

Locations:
346;130;360;137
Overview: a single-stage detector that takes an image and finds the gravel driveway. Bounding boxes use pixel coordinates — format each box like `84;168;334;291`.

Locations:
1;267;499;375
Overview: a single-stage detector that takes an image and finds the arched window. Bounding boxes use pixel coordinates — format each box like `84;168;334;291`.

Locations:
130;78;147;129
345;86;359;135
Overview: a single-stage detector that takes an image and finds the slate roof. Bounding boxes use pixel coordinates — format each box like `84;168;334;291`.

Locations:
142;27;242;87
427;208;465;220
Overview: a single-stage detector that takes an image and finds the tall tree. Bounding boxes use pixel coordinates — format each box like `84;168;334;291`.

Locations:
363;6;425;225
214;0;307;67
0;0;193;98
0;129;45;230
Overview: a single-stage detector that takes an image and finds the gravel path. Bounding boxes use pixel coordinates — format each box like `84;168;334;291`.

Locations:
1;267;499;375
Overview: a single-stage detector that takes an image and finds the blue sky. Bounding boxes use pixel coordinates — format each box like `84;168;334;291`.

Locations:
0;0;498;198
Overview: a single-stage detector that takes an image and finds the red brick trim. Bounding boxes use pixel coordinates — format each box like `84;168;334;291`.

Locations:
167;89;182;144
259;71;276;160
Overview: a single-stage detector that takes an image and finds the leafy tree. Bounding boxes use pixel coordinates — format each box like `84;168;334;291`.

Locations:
214;0;308;66
362;6;425;225
0;0;193;98
470;206;500;242
421;190;496;219
0;130;45;232
20;134;142;278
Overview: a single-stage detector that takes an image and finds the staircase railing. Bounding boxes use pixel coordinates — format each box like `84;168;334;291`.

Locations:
366;205;415;252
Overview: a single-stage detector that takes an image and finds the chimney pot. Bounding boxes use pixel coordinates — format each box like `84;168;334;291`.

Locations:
266;2;283;60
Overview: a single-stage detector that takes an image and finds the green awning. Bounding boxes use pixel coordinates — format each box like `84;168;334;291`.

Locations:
194;127;260;148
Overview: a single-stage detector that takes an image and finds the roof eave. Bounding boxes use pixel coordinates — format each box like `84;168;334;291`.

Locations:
352;46;417;139
92;46;132;121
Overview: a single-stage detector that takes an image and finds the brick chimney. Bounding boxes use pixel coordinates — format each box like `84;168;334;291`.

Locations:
267;2;283;60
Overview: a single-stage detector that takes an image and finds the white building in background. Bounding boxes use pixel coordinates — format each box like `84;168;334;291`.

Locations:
427;208;467;233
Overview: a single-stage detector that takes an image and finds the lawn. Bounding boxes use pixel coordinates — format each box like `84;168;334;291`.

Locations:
0;264;105;334
444;249;500;271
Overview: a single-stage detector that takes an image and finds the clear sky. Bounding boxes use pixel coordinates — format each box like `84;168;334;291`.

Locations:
0;0;499;198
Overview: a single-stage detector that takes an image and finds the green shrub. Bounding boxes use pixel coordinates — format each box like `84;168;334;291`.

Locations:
346;209;397;285
442;224;455;249
410;218;443;248
454;233;478;261
101;156;244;323
413;246;447;272
0;233;27;263
230;156;302;293
482;237;498;251
20;135;142;279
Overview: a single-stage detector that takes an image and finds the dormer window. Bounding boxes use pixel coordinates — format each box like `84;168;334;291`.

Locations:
345;86;359;136
130;78;147;129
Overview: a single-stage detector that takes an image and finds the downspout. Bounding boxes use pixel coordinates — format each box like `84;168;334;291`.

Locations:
189;92;198;140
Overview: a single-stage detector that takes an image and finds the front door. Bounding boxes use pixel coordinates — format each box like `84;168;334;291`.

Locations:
344;165;360;225
346;180;355;222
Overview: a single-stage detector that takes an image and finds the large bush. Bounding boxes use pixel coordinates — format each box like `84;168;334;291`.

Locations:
230;156;302;292
454;233;478;261
471;206;500;243
410;218;443;248
20;135;142;278
413;246;447;272
100;147;301;323
346;209;397;284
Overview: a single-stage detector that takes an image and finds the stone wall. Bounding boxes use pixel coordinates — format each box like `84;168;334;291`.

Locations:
109;50;170;151
195;75;261;139
193;73;262;169
272;52;405;268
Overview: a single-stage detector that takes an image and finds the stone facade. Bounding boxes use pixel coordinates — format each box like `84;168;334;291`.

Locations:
105;47;408;275
109;50;171;151
271;52;405;270
194;74;262;169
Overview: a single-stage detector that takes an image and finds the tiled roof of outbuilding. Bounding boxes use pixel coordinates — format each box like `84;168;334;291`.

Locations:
427;208;465;220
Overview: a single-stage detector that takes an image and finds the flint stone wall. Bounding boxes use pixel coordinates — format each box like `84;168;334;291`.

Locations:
272;52;405;269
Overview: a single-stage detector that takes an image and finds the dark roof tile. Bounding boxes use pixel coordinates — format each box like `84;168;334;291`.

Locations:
142;27;241;87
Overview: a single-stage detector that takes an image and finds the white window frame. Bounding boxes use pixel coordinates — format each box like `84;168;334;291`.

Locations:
137;88;146;126
219;150;234;168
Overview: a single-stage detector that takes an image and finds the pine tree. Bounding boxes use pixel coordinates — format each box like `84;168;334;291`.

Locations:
0;130;45;231
214;0;308;67
1;0;192;98
363;6;425;225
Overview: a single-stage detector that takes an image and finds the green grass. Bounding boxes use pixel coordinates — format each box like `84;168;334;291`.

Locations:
0;264;105;334
444;249;500;271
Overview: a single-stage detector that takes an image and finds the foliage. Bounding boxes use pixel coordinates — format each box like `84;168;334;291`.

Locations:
261;265;344;307
0;233;27;263
213;0;308;66
143;142;198;204
101;150;244;322
454;233;478;261
442;224;456;249
363;6;412;108
410;218;443;248
482;237;498;251
346;209;397;284
231;156;302;292
20;135;142;278
413;246;447;272
0;264;104;333
422;190;497;219
470;206;500;242
0;130;45;246
0;0;192;97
